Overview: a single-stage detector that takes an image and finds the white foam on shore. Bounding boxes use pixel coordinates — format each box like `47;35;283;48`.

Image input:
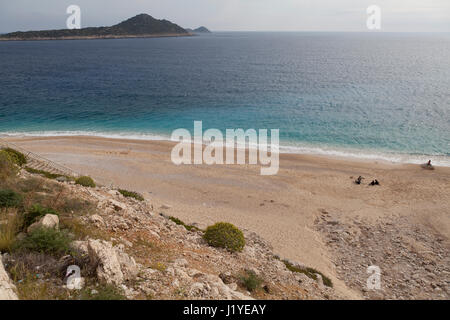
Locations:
0;130;170;141
2;131;449;167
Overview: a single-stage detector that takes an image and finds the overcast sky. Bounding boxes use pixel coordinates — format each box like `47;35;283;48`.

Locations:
1;0;449;33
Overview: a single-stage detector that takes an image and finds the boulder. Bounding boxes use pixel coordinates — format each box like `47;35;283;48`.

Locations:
0;255;18;300
27;214;59;233
87;239;124;285
87;240;138;285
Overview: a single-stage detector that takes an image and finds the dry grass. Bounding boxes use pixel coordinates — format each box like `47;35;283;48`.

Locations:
60;216;110;241
0;208;22;253
15;275;71;300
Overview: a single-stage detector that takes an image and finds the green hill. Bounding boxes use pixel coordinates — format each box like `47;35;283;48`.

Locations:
0;14;190;41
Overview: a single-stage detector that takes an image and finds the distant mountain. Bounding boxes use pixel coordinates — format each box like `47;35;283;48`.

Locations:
186;26;212;34
0;14;190;41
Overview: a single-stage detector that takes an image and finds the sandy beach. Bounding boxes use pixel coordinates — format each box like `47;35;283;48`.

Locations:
3;135;450;298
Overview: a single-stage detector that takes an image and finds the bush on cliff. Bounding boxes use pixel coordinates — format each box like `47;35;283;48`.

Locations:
0;151;19;180
1;147;27;166
22;204;58;230
75;176;96;188
282;260;333;288
118;189;144;201
239;270;263;292
14;227;71;255
203;222;245;252
0;189;23;208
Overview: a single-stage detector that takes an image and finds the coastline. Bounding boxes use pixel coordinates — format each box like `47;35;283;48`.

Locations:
2;132;449;167
0;33;193;41
2;135;449;298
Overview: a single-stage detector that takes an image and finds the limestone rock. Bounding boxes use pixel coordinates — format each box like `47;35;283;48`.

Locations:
87;240;138;285
87;239;124;285
0;255;18;300
27;214;59;233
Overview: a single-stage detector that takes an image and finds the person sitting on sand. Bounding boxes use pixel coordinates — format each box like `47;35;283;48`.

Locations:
369;179;380;186
421;160;435;170
355;176;363;185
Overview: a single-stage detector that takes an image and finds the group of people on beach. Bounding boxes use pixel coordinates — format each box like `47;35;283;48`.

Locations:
354;160;434;186
354;176;379;186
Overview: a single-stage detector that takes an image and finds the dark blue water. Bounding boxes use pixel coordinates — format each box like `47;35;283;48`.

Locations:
0;32;449;164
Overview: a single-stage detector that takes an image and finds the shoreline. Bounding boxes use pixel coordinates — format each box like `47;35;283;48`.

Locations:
2;134;450;298
0;33;193;42
1;133;449;168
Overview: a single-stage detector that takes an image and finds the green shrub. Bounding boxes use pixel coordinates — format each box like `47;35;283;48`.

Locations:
282;260;333;287
239;270;263;292
0;189;23;208
169;216;201;232
80;284;127;300
14;227;71;255
0;150;19;180
2;148;27;166
203;222;245;252
118;189;144;201
75;176;96;188
22;204;58;230
24;167;71;180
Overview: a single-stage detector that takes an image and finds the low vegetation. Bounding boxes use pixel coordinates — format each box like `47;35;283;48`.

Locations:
0;208;21;252
56;197;95;215
22;204;58;230
79;284;127;300
75;176;96;188
0;150;19;180
1;147;27;166
25;167;73;181
13;274;70;300
203;222;245;252
169;216;201;232
239;270;263;292
0;154;130;300
118;189;144;201
0;189;23;208
14;227;71;255
282;260;333;288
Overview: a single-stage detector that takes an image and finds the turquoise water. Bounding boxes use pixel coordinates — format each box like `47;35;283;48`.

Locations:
0;32;449;165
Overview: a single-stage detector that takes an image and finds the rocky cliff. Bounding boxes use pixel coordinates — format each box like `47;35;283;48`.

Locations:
0;168;338;300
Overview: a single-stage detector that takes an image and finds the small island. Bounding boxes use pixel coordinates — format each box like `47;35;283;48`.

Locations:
186;26;212;34
0;14;192;41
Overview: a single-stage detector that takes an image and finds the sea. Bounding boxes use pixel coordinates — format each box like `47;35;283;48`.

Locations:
0;32;449;165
